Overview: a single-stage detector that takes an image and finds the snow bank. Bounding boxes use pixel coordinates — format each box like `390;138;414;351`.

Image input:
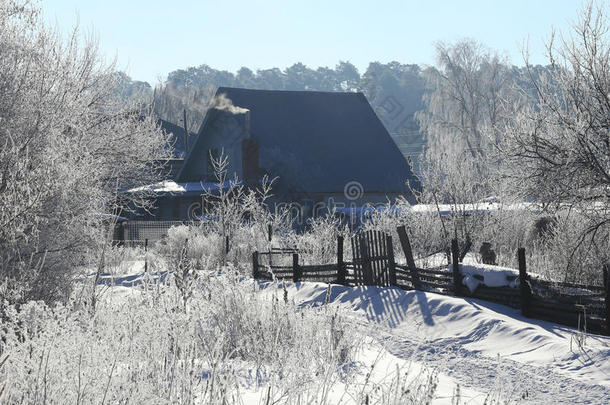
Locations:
100;272;610;401
238;340;484;405
258;281;610;391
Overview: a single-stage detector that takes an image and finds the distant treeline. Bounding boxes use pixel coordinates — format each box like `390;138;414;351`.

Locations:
116;60;549;160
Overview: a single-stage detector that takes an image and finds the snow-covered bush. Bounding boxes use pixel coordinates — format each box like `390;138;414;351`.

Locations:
288;214;350;265
462;208;538;267
447;207;608;284
156;221;273;273
0;272;359;403
227;223;273;265
523;211;610;284
157;150;284;270
157;224;224;269
103;244;150;275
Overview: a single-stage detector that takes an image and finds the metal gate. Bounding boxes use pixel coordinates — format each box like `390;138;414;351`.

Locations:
350;230;396;286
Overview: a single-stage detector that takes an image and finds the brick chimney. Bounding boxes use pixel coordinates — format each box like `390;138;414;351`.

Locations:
245;110;251;139
242;111;258;187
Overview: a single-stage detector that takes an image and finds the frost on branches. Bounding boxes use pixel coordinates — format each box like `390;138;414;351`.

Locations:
0;0;170;306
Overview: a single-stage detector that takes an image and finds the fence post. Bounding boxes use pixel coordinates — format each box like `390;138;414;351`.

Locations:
518;247;531;318
387;235;397;287
604;263;610;336
397;226;420;290
144;238;148;273
252;251;259;279
267;224;272;242
292;253;301;283
451;239;461;296
337;235;346;285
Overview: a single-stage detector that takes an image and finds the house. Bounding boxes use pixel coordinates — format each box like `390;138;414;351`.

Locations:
157;118;198;180
135;87;419;223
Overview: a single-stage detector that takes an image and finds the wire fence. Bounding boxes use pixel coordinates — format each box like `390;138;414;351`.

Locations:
114;220;197;246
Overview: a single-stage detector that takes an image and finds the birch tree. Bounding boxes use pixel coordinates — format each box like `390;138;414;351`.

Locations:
414;40;519;248
417;40;515;161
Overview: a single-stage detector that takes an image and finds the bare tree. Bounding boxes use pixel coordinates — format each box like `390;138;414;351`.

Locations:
500;2;610;222
502;1;610;207
200;151;276;262
0;0;169;305
499;1;610;277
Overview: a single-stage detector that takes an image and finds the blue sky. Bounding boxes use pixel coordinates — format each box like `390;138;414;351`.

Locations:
42;0;585;85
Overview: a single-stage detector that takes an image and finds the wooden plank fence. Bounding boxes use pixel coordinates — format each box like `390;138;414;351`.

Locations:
251;226;610;336
350;230;396;287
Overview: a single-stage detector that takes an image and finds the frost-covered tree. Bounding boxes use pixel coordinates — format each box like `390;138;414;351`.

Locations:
411;40;526;253
153;81;214;131
0;0;169;305
502;1;610;209
417;40;515;160
498;1;610;277
413;41;518;243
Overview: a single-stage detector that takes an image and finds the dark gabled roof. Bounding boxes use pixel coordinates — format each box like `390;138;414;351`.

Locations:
158;118;198;158
181;87;416;194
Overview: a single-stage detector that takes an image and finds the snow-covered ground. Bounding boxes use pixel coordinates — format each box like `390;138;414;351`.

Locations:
100;267;610;404
256;281;610;403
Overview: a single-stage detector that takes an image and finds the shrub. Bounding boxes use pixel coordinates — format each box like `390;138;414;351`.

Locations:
0;272;359;403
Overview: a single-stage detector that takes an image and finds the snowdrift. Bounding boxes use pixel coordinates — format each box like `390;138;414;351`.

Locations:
259;281;610;389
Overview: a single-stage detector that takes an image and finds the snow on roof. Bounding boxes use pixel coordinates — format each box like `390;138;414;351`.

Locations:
126;180;185;193
332;205;406;216
410;202;542;215
411;201;610;216
124;180;237;195
331;202;540;217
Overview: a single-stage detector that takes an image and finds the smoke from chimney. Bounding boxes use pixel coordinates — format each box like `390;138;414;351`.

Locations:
209;93;249;115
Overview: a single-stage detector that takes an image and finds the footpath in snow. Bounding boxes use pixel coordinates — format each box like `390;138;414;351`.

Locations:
259;281;610;404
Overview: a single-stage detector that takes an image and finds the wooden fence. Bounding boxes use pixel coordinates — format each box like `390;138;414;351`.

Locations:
252;226;610;336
